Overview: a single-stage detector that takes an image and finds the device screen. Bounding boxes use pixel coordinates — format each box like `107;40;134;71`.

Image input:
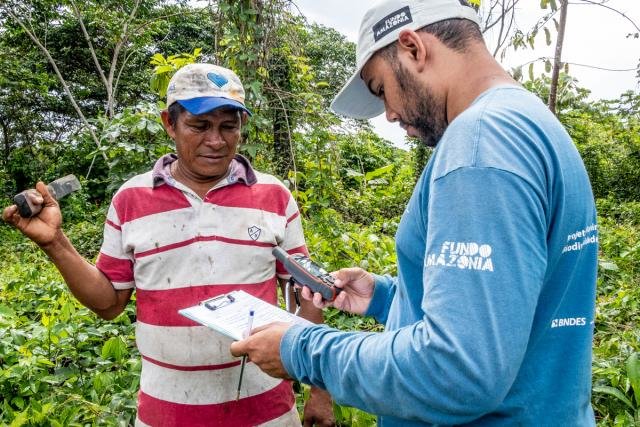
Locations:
293;255;329;277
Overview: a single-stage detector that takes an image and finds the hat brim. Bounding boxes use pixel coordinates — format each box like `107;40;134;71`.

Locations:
330;70;385;119
177;97;252;116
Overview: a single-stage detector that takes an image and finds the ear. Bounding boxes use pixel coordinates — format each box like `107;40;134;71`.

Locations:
397;29;428;72
160;110;176;140
241;111;249;126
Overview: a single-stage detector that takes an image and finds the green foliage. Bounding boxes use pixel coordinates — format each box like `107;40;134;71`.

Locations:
0;0;639;425
592;200;640;426
566;92;640;202
0;226;139;426
150;49;203;100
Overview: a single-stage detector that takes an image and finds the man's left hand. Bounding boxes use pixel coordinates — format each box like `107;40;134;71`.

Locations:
230;322;292;378
304;387;335;427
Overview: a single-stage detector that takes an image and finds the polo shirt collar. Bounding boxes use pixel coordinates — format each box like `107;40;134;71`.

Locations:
152;153;257;188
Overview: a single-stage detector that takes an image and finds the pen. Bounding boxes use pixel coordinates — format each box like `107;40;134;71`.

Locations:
237;309;254;401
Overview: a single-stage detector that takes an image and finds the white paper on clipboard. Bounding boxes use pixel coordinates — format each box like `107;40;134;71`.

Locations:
178;290;313;341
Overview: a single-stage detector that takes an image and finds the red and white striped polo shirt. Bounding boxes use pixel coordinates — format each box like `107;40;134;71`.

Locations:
96;154;307;426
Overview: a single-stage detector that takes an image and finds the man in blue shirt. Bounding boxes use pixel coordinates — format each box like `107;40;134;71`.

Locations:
231;0;598;425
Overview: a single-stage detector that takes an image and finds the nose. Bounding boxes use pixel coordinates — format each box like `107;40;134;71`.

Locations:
202;127;226;149
384;100;400;123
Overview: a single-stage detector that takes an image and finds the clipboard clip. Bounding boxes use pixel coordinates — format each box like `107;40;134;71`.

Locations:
202;293;236;311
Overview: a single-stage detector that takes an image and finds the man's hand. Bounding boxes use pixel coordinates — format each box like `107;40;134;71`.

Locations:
301;267;375;315
2;182;62;247
304;387;335;427
230;322;292;379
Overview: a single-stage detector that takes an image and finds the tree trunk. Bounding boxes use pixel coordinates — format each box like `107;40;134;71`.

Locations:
548;0;568;115
269;52;294;178
0;119;9;166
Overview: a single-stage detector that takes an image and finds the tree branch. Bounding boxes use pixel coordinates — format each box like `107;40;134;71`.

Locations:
570;0;640;33
106;0;141;118
69;0;110;95
4;7;108;168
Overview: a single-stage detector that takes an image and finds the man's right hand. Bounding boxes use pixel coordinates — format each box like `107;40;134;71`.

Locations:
2;182;62;247
300;267;375;315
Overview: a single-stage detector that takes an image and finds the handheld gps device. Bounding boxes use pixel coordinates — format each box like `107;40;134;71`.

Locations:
272;247;341;301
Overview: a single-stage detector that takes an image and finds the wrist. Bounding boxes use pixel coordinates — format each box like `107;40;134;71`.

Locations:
309;386;331;396
39;229;70;255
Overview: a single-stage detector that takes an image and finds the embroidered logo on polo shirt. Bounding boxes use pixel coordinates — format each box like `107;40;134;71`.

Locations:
248;226;262;241
373;6;413;42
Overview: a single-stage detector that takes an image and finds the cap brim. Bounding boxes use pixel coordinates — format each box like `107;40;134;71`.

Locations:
177;97;252;116
330;71;385;119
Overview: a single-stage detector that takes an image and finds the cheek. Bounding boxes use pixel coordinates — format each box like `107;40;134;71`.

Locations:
174;140;195;159
223;132;242;148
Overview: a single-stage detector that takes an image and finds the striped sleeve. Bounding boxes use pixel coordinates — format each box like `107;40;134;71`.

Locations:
96;201;135;290
276;192;308;279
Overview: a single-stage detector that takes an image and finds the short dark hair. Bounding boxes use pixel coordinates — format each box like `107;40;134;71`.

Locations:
377;13;483;62
167;102;187;126
420;18;484;52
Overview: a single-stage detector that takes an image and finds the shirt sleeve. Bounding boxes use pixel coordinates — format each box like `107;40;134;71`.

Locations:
364;274;397;324
95;201;135;290
281;166;547;424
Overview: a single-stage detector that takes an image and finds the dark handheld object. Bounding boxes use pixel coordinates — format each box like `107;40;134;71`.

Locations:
13;175;81;218
272;246;341;301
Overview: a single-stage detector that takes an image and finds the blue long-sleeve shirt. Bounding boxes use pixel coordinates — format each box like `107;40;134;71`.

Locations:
281;86;598;426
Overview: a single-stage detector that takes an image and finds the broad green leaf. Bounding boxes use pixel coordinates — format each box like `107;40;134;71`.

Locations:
41;314;51;327
101;336;127;362
11;396;24;410
9;410;28;427
365;164;394;181
0;304;16;318
150;53;166;65
593;385;635;410
626;353;640;405
153;65;174;74
36;358;55;367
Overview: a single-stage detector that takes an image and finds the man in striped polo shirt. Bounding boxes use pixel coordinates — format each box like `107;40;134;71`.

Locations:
2;63;334;426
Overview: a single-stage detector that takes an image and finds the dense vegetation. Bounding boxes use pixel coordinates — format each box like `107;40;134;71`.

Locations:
0;1;639;426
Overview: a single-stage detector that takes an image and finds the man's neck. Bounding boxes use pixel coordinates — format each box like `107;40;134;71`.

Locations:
170;160;231;199
445;50;518;124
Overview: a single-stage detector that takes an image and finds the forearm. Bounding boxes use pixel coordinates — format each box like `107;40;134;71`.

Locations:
282;320;518;424
40;230;121;317
280;279;324;324
297;297;324;324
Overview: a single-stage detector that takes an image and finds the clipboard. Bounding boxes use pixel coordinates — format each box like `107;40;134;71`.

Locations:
178;290;313;341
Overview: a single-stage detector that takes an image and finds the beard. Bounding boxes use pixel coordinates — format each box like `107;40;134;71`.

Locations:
392;62;447;148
